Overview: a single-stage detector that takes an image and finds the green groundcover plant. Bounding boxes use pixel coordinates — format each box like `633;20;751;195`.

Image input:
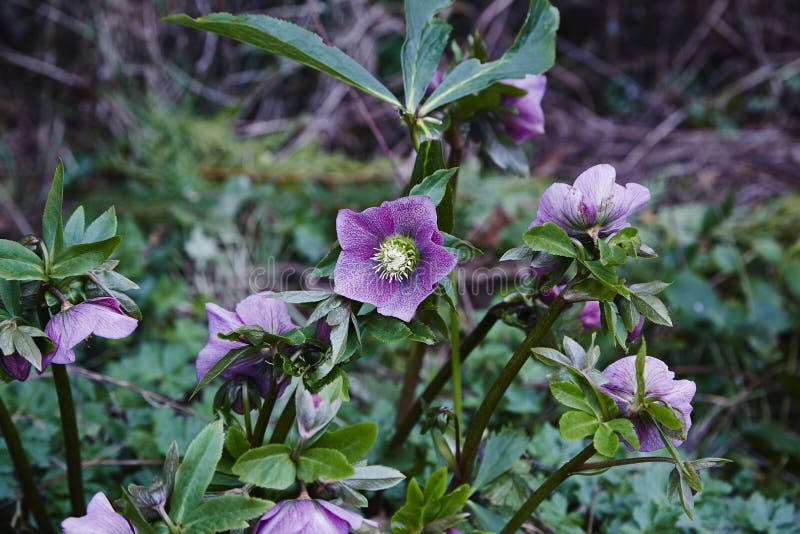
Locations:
0;1;738;532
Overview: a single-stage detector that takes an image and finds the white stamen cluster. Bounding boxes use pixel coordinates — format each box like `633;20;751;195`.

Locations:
371;235;419;282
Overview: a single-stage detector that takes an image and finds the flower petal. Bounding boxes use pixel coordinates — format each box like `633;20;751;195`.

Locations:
502;74;547;144
573;164;617;211
317;499;371;530
78;298;138;340
1;353;32;381
334;250;397;307
235;292;298;335
61;492;137;534
530;183;573;228
384;195;438;238
336;206;393;253
196;303;244;382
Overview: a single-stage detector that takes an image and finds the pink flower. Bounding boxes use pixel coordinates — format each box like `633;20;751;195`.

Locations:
61;492;137;534
254;498;376;534
579;301;602;331
502;74;547;144
43;297;138;367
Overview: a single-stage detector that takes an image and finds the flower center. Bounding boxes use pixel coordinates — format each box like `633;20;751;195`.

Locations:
372;235;419;282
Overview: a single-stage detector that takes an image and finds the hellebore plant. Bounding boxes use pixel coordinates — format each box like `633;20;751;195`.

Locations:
0;1;728;532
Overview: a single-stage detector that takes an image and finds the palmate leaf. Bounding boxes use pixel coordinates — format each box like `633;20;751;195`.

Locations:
420;0;559;115
401;0;452;111
163;13;400;107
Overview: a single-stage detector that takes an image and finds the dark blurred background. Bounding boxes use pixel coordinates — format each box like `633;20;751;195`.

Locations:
1;1;799;531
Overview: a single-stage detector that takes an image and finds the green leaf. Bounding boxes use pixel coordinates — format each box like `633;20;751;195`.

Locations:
164;13;400;107
408;140;445;190
232;444;296;489
580;259;628;297
0;280;21;316
84;206;118;243
225;426;250;460
441;233;483;261
558;410;599;440
407;320;438;344
297;447;354;482
631;292;672;327
313;422;377;463
344;464;406;491
472;427;529;491
268;290;333;303
562;278;618;302
312;242;341;279
42;161;65;257
499;245;533;262
183;495;273;534
0;240;46;281
646;401;683;431
11;328;42;371
550;381;594;414
606;418;640;451
63;206;85;247
170;420;224;523
523;223;577;258
593;423;620;457
420;0;559;114
531;347;571;367
402;0;452;111
628;281;671;295
191;346;256;398
49;236;122;278
409;168;457;206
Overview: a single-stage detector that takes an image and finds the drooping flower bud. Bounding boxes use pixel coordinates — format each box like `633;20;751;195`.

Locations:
296;381;343;441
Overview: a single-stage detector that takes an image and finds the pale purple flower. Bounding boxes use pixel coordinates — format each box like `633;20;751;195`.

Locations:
600;356;696;452
253;498;376;534
61;492;137;534
334;196;457;322
531;164;650;237
579;301;602;331
196;292;297;396
43;297;138;367
296;382;343;441
1;353;32;381
626;316;645;344
502;74;547;144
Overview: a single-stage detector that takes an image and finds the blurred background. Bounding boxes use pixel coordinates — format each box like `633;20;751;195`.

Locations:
1;0;799;531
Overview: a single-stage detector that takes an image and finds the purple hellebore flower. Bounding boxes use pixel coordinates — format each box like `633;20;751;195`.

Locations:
253;498;377;534
502;74;547;144
196;292;297;396
334;196;457;322
43;297;138;368
600;356;696;452
531;164;650;237
61;492;137;534
296;382;343;442
626;315;645;344
579;301;602;331
1;352;32;381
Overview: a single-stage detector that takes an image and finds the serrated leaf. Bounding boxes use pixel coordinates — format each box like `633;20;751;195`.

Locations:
606;418;640;451
164;13;400;106
297;447;354;482
499;245;533;262
523;222;576;258
581;259;628;297
313;422;377;463
0;240;46;281
558;410;599;440
232;444;295;489
49;236;122;278
472;427;529;492
11;328;42;371
63;206;85;247
402;0;452;111
268;290;333;304
409;168;457;206
628;281;671;295
225;427;249;460
170;420;224;523
631;292;672;327
420;0;559;114
593;423;620;457
183;495;273;533
312;242;341;279
344;465;406;491
532;347;571;367
84;206;118;243
550;381;593;414
646;401;683;431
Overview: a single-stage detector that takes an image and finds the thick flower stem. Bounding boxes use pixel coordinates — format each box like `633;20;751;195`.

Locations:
388;302;508;449
0;394;54;533
269;391;296;445
450;273;462;425
573;456;675;472
242;382;253;443
499;444;596;534
456;296;569;486
252;373;279;447
52;364;85;516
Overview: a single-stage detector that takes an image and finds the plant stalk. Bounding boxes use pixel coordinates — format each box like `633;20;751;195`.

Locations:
52;363;85;516
269;391;296;445
573;456;675;473
0;393;54;533
499;444;596;534
450;273;462;425
457;296;569;485
388;302;508;449
396;343;426;424
252;373;280;447
242;381;253;443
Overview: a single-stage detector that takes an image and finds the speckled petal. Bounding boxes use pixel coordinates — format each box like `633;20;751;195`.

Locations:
334;249;397;307
336;206;393;253
235;292;298;335
384;195;438;237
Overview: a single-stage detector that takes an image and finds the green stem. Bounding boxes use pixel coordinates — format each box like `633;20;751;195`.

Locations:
499;444;596;534
52;364;85;516
388;302;508;449
242;381;253;444
269;391;296;445
457;296;569;485
573;456;675;473
450;273;462;425
252;373;279;447
396;343;426;425
0;393;54;533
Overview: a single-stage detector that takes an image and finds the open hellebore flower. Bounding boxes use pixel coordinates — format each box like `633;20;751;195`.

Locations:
531;164;650;237
196;292;297;396
600;356;696;452
502;74;547;144
254;498;376;534
61;492;137;534
42;297;138;367
334;196;457;322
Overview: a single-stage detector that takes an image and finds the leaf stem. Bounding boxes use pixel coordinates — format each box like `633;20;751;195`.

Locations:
450;273;462;425
52;363;85;516
396;343;426;425
499;444;596;534
456;296;570;486
242;381;253;444
252;373;280;447
0;393;54;533
573;456;675;472
269;391;296;445
388;302;508;449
